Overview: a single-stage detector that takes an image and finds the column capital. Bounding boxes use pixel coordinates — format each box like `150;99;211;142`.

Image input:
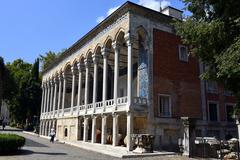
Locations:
71;66;77;75
53;77;58;83
92;54;101;64
91;115;97;119
61;72;66;79
124;33;136;46
112;41;121;50
101;47;110;58
84;59;91;68
101;114;107;118
58;73;63;81
112;113;119;118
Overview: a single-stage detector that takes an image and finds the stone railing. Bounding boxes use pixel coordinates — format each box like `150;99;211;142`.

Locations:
105;99;114;108
133;97;147;105
117;96;128;105
41;96;147;119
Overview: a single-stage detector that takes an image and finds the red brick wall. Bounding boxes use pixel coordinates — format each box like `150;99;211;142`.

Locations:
153;29;202;119
206;85;236;121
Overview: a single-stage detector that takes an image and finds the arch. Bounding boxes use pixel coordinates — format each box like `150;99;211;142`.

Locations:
86;49;93;59
63;61;71;72
114;28;126;42
103;36;113;48
134;25;148;42
93;43;103;55
71;58;79;67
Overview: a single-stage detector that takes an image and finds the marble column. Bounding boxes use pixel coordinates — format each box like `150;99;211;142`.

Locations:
71;66;77;115
92;54;100;112
91;116;97;143
101;114;107;144
57;74;62;116
127;112;133;151
83;117;89;142
84;59;90;113
112;41;120;111
62;73;66;116
53;78;58;117
101;48;109;111
41;84;45;114
46;81;51;114
77;62;83;108
50;80;54;115
112;113;119;146
125;34;133;110
43;83;47;114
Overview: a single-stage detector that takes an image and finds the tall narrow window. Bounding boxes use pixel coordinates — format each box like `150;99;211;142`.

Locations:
158;95;171;117
208;102;218;121
207;81;218;93
178;45;188;62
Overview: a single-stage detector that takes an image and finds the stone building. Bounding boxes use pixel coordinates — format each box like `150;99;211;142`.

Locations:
39;1;237;153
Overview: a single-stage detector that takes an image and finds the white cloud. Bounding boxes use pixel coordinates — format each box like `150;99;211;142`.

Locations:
138;0;171;11
96;16;104;23
107;5;120;16
96;0;171;23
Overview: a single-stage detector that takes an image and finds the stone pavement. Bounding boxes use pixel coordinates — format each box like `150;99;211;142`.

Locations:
0;126;197;160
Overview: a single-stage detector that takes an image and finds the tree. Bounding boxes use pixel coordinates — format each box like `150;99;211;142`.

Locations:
174;0;240;112
39;49;65;71
5;59;41;128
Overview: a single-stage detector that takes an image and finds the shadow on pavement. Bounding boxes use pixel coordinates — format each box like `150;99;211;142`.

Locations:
0;149;67;156
25;138;48;147
0;129;23;132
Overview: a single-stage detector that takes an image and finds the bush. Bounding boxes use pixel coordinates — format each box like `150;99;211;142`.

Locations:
0;134;25;153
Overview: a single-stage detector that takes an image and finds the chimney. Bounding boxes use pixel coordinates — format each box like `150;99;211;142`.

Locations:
161;6;183;20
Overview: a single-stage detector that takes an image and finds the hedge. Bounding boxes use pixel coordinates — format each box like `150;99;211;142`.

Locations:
0;134;25;153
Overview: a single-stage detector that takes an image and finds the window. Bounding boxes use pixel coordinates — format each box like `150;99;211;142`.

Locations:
224;90;234;96
207;81;218;93
226;104;234;122
208;102;219;121
158;95;171;117
178;45;188;62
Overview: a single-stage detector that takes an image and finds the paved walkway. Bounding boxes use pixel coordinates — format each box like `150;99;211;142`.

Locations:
0;126;195;160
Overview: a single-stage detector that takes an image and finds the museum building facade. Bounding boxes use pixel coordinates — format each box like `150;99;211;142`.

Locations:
39;1;237;152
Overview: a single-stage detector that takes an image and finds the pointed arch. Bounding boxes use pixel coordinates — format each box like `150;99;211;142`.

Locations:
103;36;113;48
114;28;126;42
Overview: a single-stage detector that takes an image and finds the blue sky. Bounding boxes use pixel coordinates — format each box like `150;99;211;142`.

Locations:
0;0;188;64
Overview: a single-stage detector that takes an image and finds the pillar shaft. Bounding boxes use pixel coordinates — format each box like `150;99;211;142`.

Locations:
125;34;133;109
77;63;83;107
43;84;48;113
126;112;133;151
57;75;62;116
113;42;120;111
84;60;90;113
101;49;109;111
101;115;107;144
53;78;58;117
92;54;100;112
50;80;54;114
41;85;45;114
71;67;76;115
62;73;66;116
83;117;89;142
112;113;119;146
46;82;51;113
91;116;96;143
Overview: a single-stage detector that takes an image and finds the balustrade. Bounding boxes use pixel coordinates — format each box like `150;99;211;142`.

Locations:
41;96;147;119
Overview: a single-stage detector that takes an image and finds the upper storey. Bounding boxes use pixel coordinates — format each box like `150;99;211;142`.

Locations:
42;1;179;81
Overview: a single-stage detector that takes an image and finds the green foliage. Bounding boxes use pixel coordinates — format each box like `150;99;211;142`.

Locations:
174;0;240;113
5;59;41;127
0;134;25;153
39;50;65;71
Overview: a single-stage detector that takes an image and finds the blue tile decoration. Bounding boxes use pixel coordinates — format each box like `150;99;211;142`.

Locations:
138;45;148;97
